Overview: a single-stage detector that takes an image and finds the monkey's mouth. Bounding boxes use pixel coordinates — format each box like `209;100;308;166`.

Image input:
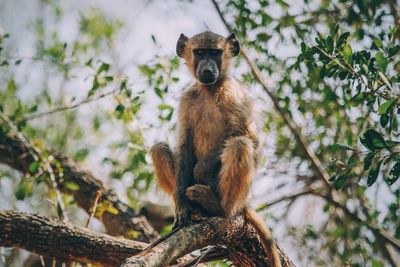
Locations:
198;73;219;85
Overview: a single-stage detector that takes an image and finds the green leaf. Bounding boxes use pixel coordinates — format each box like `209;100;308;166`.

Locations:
375;52;388;73
341;44;353;64
28;161;40;174
337;32;350;47
256;33;270;42
380;114;389;127
367;160;382;186
15;180;32;200
347;154;356;165
97;62;110;74
120;79;127;91
326;36;334;53
158;104;174;121
106;205;119;215
154;86;163;99
335;173;348;190
378;99;396;115
64;181;80;191
114;104;125;119
360;129;387;150
371;259;384;267
88;76;99;97
373;37;383;49
388;162;400;185
7;79;17;94
74;148;89;162
388;45;400;57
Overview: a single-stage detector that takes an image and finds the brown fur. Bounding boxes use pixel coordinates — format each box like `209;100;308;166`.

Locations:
149;142;175;195
150;31;281;267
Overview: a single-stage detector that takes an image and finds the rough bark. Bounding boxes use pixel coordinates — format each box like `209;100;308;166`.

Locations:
0;135;157;242
0;210;296;267
0;210;147;266
123;215;295;267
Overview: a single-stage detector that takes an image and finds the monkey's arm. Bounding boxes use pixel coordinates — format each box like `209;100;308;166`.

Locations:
174;129;196;228
174;93;197;228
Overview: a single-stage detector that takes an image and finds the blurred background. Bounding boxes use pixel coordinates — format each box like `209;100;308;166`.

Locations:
0;0;399;266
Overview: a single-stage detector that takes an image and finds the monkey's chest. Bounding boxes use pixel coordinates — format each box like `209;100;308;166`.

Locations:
192;105;226;160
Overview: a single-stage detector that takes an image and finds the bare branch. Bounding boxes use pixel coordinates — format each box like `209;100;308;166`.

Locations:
24;88;119;121
256;187;317;211
0;210;147;267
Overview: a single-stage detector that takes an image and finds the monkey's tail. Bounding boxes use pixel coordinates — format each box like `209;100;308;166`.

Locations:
244;208;281;267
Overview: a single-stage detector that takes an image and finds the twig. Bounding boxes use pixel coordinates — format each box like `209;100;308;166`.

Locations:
23;88;119;121
45;160;69;222
85;190;102;228
39;255;46;267
193;246;214;267
256;187;317;211
114;95;149;151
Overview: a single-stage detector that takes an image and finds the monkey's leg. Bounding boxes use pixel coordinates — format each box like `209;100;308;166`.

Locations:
150;142;176;196
219;136;255;216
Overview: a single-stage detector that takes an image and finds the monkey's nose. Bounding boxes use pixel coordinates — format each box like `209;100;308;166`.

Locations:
202;69;213;76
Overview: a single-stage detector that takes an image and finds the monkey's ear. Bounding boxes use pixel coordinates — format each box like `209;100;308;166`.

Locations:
226;33;240;57
176;34;189;58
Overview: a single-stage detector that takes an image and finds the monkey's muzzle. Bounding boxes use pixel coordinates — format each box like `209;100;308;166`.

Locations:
197;60;219;85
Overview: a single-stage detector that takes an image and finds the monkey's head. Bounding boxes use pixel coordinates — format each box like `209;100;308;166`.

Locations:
176;31;240;86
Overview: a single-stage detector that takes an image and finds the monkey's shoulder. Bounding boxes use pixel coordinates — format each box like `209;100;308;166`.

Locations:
179;87;201;104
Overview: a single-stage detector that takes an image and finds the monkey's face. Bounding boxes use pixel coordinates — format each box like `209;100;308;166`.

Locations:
176;31;240;86
193;48;222;85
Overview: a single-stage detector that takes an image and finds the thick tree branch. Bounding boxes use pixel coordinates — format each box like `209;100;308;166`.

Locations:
0;211;295;267
0;134;157;242
122;215;295;267
0;210;147;267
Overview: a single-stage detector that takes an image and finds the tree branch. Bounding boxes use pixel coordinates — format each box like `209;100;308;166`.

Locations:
0;210;147;267
311;191;400;252
23;88;119;121
122;215;296;267
0;134;158;242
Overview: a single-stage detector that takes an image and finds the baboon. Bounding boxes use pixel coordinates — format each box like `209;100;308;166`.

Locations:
150;31;280;267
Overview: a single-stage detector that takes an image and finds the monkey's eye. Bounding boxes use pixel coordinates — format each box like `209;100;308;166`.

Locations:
209;49;223;56
193;49;206;56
